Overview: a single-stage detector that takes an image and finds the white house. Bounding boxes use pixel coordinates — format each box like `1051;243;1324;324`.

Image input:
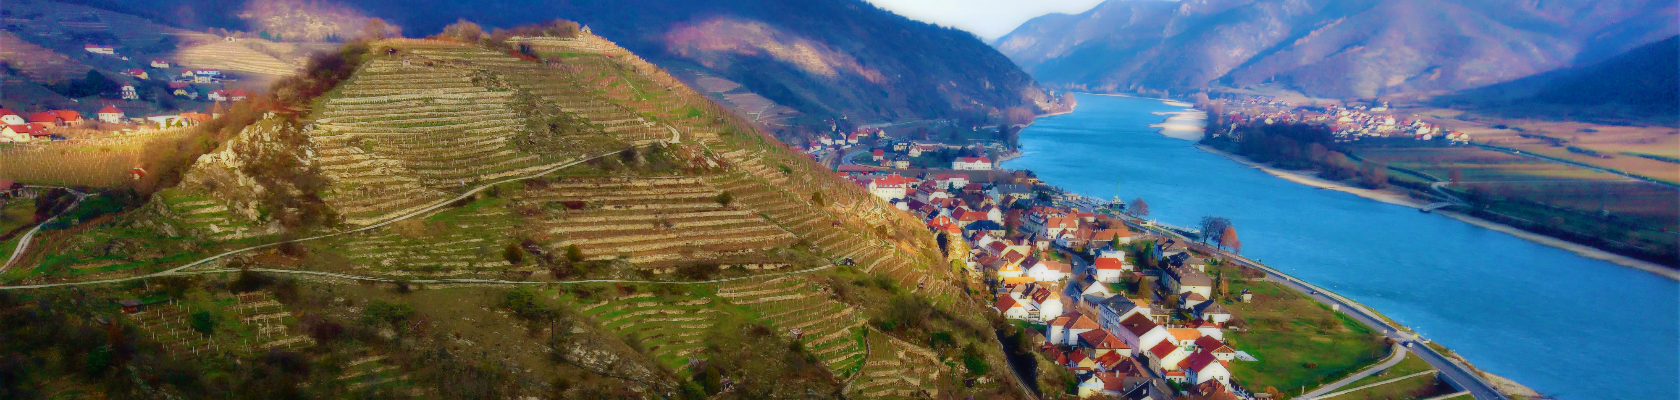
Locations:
1047;312;1098;346
120;84;139;100
1114;313;1172;354
1147;340;1190;371
1182;351;1232;387
150;59;171;68
96;105;124;123
994;296;1031;320
1092;256;1128;283
1025;259;1071;282
865;174;916;200
0;109;24;125
933;173;969;190
1193;301;1233;325
1028;286;1064;323
951;156;993;170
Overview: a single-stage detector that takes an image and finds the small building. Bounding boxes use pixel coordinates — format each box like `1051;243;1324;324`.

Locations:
117;299;143;313
892;157;910;170
0;108;24;125
97;105;125;123
871;148;884;161
120;84;139;100
1;124;48;142
84;44;115;55
952;156;993;171
150;59;171;68
123;68;149;80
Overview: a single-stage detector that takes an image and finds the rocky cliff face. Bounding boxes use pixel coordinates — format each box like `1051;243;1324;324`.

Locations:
996;0;1679;99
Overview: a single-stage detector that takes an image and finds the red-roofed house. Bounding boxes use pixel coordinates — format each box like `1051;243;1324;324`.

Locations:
1092;256;1129;283
0;109;24;125
2;124;47;142
1147;339;1190;371
866;174;917;200
871;148;884;161
994;296;1030;320
952;156;992;170
1194;336;1237;361
28;110;83;127
150;59;171;68
1181;350;1232;387
123;68;149;79
97;105;124;123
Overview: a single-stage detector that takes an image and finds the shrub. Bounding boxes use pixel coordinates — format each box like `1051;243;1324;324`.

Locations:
190;311;215;335
715;191;734;207
362;300;414;327
565;244;583;263
503;243;525;264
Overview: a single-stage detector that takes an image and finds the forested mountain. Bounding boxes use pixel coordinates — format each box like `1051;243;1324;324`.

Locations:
68;0;1062;129
1435;36;1679;123
993;0;1678;99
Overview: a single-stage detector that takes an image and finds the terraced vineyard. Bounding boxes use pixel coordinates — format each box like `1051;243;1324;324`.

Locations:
175;40;300;76
125;291;310;356
322;199;520;277
717;276;867;376
337;353;419;396
310;50;594;225
573;292;723;370
521;177;795;265
848;329;947;399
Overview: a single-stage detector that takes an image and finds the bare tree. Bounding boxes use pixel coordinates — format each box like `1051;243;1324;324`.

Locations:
1198;216;1231;245
1130;197;1149;217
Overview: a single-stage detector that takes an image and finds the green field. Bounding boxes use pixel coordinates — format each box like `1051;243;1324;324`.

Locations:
1219;273;1388;394
1330;352;1448;400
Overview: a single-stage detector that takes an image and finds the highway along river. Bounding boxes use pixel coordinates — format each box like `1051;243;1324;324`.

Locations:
1002;94;1678;400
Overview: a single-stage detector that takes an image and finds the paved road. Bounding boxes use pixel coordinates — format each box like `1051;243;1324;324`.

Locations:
1112;214;1510;400
1301;344;1407;399
1;188;89;274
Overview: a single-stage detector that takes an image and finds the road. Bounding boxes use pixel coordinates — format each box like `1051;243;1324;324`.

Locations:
0;148;642;289
1112;213;1510;400
1;188;89;274
1301;344;1407;399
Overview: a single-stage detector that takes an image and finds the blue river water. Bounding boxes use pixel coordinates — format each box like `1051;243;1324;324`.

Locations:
1002;94;1678;400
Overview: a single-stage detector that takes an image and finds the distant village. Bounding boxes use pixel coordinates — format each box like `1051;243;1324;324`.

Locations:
2;42;247;143
1215;97;1472;144
844;167;1260;400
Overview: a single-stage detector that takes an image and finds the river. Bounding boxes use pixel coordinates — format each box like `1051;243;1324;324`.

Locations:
1002;94;1678;400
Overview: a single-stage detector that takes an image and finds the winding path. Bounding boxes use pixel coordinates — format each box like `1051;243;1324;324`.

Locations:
1;147;641;289
1300;344;1407;399
1;188;89;274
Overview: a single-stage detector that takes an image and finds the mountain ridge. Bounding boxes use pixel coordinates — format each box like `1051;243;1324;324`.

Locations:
995;0;1678;99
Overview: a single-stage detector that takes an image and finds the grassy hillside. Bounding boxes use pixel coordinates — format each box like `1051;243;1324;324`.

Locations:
1;30;1027;399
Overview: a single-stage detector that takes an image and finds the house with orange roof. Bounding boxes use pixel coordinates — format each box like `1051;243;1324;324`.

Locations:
865;174;916;200
1048;312;1100;346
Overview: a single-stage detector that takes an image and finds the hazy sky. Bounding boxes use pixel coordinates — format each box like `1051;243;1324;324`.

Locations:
864;0;1108;41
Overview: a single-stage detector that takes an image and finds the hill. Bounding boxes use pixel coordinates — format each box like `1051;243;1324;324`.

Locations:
0;29;1030;399
1434;36;1679;124
994;0;1678;99
68;0;1065;136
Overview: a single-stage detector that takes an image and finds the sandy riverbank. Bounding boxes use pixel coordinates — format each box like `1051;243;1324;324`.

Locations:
1193;145;1679;279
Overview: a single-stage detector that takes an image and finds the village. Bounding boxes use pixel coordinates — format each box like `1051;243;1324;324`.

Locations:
841;162;1280;400
1210;96;1472;144
3;26;260;143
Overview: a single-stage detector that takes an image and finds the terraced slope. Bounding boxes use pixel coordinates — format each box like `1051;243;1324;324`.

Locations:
175;40;301;76
849;330;947;399
718;276;868;375
521;177;795;265
310;52;594;225
574;292;723;369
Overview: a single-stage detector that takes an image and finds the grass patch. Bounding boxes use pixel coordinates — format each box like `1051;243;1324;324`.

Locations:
1223;278;1388;394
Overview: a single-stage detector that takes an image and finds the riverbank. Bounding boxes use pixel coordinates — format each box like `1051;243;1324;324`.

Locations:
1192;143;1679;280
